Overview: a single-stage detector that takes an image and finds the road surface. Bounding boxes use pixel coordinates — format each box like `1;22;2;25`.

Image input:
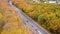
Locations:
9;1;50;34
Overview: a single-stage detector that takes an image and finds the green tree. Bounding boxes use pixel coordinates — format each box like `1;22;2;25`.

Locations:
31;11;40;20
38;16;47;24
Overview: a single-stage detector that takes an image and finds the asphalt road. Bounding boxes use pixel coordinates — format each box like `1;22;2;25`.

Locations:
9;1;50;34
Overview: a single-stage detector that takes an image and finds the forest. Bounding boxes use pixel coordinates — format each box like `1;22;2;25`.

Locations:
12;0;60;34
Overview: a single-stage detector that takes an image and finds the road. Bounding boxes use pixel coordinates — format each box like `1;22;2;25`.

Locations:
9;1;50;34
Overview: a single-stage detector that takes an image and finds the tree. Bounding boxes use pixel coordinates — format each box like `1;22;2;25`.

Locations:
38;16;47;24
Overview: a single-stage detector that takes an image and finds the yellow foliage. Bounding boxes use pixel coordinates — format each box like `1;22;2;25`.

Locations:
0;0;32;34
0;13;3;19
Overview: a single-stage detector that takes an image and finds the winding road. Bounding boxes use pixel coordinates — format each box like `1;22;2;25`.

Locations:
9;1;50;34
